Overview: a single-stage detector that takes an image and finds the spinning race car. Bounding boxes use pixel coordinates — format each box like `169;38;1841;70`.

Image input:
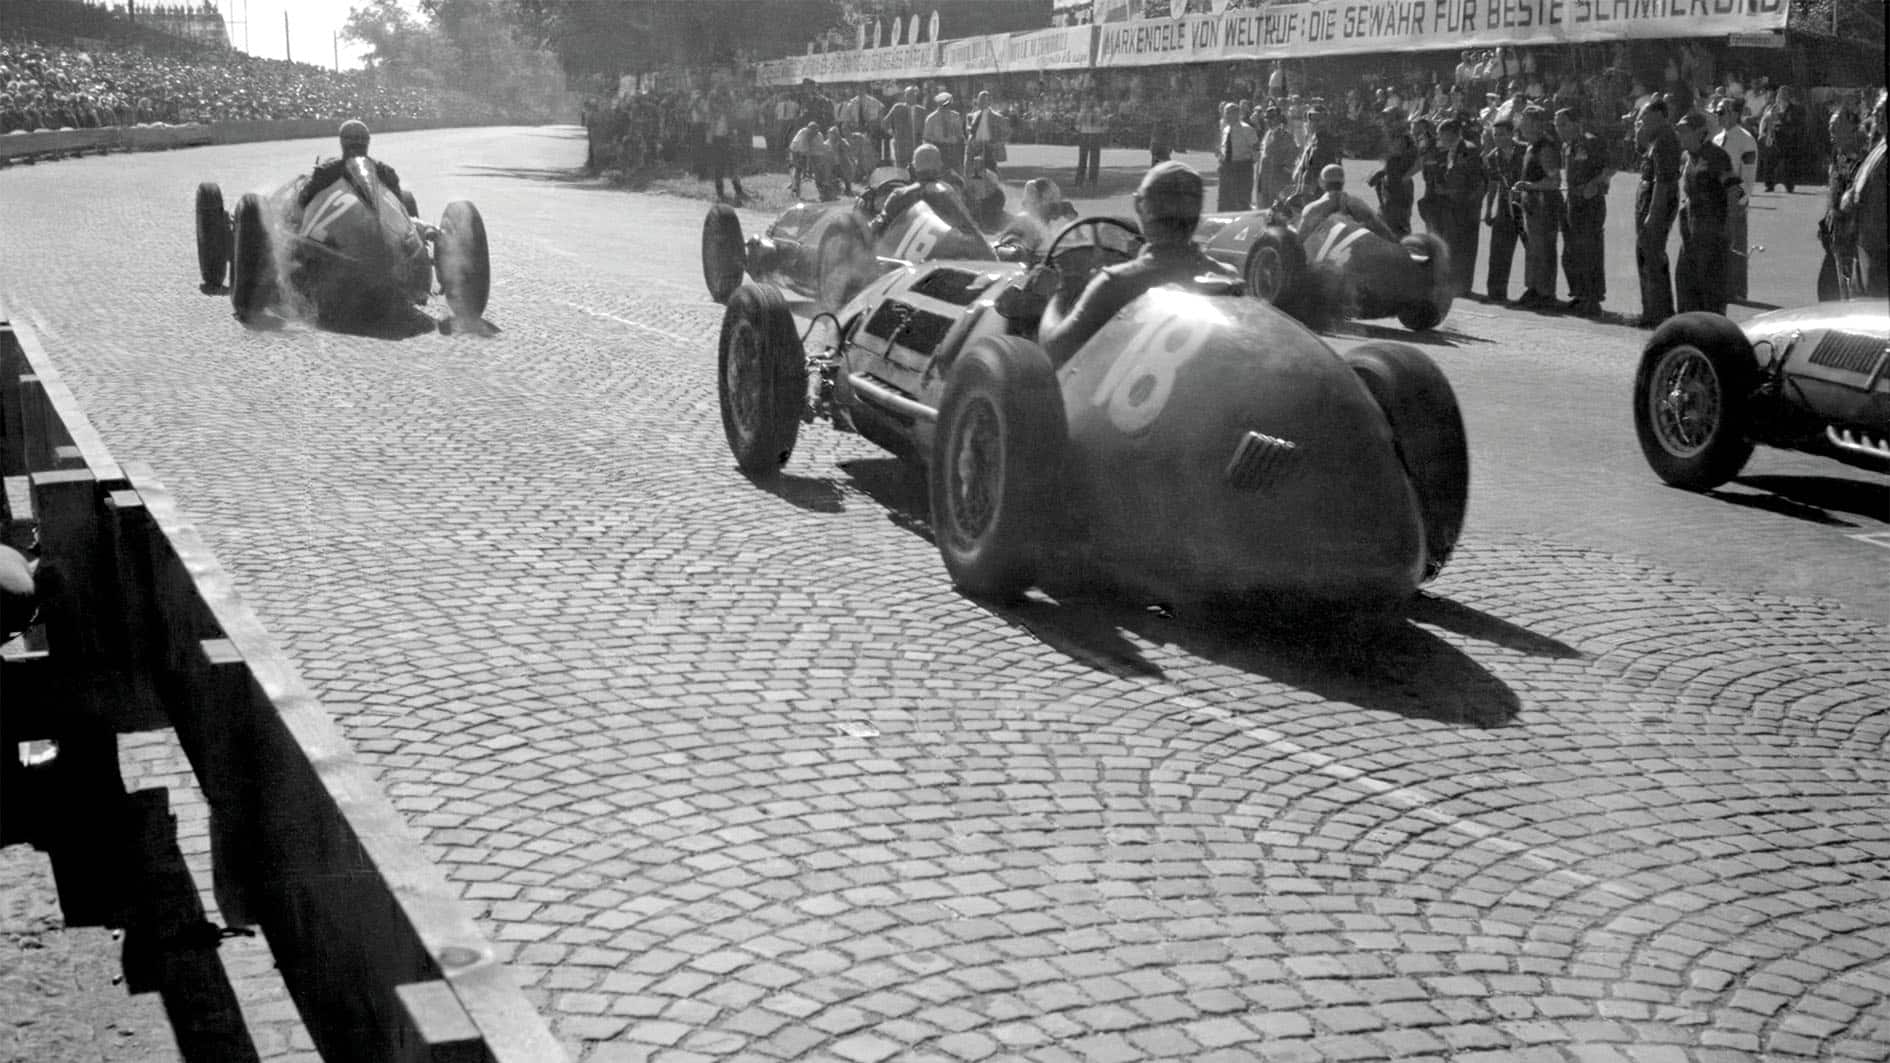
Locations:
702;178;995;312
1194;199;1454;332
1633;303;1890;488
715;216;1471;612
193;158;491;336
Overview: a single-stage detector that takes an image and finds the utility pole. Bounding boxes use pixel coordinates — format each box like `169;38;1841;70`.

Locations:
283;10;291;63
333;30;339;72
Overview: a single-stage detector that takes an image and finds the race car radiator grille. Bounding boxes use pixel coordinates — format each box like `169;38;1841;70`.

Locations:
1225;431;1298;491
1808;332;1887;377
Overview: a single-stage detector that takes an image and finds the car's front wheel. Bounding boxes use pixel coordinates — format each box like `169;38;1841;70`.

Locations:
435;201;490;323
702;204;746;304
718;283;806;477
929;336;1065;601
1633;314;1757;489
195;182;230;293
1345;342;1469;582
1396;233;1452;332
229;192;274;325
1244;225;1308;319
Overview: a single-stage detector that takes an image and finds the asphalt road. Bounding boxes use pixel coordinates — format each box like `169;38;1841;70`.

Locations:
2;127;1887;1063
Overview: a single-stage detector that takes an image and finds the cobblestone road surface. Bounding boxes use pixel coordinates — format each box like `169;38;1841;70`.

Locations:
2;127;1887;1063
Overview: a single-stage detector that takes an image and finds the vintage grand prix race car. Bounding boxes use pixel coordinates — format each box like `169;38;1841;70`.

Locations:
193;157;491;336
1194;200;1454;332
1633;303;1890;488
702;178;995;311
715;217;1471;612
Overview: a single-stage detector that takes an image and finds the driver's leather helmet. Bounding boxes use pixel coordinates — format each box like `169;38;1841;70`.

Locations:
1319;163;1346;191
339;119;370;158
911;143;943;180
1135;161;1205;237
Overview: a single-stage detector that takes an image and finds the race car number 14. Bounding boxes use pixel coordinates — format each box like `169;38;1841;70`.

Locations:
1090;310;1211;434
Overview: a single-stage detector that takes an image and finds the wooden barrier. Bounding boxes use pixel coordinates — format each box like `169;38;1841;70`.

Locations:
0;312;565;1063
0;116;544;165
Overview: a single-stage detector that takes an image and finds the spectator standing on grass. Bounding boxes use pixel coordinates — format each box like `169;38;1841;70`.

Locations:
1556;108;1609;317
772;90;802;162
1633;99;1681;326
1675;110;1740;314
1075;95;1107;189
1512;105;1564;309
704;88;746;205
1215;101;1259;212
885;85;925;176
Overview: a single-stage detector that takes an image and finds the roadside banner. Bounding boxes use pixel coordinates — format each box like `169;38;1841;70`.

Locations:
1001;25;1097;71
1095;0;1790;66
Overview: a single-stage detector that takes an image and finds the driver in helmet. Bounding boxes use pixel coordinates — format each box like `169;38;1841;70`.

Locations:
296;119;406;213
870;143;981;238
1298;163;1395;240
1039;161;1237;365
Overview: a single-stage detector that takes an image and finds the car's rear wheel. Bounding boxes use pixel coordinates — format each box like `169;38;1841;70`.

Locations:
229;192;274;325
1244;225;1308;319
718;283;806;477
929;336;1064;601
1396;233;1452;332
1345;342;1469;582
1632;314;1757;489
435;200;490;322
195;182;230;293
816;214;874;313
702;204;746;304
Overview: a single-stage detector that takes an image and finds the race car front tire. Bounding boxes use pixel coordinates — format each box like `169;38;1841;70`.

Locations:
1632;314;1757;490
1345;342;1469;582
195;182;230;293
229;192;274;324
718;283;806;477
436;201;491;323
1245;225;1309;321
1396;233;1452;332
930;336;1065;602
702;204;746;304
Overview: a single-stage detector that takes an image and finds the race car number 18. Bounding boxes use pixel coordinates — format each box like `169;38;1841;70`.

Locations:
1091;312;1210;433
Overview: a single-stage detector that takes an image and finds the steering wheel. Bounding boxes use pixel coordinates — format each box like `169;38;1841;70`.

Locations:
857;177;906;217
1042;216;1144;307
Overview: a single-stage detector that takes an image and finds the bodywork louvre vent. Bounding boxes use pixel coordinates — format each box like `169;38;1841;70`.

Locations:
1225;431;1298;491
1807;332;1887;376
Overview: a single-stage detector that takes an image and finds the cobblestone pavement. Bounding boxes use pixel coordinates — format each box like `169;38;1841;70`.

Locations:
1;128;1887;1062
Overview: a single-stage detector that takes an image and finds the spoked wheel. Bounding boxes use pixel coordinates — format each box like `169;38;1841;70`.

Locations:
1345;342;1469;582
195;182;231;293
1243;225;1308;319
229;192;275;325
1632;315;1756;489
717;283;806;476
929;336;1064;601
702;204;746;304
435;200;490;323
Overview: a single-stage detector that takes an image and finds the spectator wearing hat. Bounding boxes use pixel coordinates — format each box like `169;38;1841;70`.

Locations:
1435;118;1487;298
964;90;1008;178
1215;101;1260;212
1480;118;1525;302
1255;106;1297;210
1511;105;1563;309
1375;108;1419;237
1292;107;1342;198
884;86;925;177
923;92;965;169
1556;107;1610;316
1676;110;1741;314
1633;99;1681;326
1040;161;1238;365
1074;95;1108;189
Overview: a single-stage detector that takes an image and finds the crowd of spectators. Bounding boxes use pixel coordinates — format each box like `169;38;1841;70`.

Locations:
2;38;510;135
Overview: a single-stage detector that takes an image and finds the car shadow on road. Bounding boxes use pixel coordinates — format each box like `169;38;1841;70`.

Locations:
836;456;1526;728
1332;321;1487;348
750;469;850;514
1714;473;1890;528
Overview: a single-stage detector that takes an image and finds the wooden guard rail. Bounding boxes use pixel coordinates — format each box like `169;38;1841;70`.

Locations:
0;311;566;1063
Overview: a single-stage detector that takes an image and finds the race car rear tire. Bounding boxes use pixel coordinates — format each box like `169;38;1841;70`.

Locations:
702;204;745;304
400;189;420;219
1244;225;1309;320
1395;233;1452;332
1632;313;1757;490
195;182;230;293
930;336;1064;602
816;214;874;313
229;192;274;324
436;201;490;322
1345;342;1469;582
718;282;806;477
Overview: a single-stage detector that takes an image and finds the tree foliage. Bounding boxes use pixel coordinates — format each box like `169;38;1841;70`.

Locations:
343;0;567;111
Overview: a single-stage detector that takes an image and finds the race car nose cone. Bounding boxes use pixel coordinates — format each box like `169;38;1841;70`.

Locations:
1224;430;1298;491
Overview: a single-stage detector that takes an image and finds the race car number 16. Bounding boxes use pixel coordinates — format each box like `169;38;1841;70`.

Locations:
1090;312;1210;433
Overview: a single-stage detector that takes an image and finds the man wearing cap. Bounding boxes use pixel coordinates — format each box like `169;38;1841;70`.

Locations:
1215;101;1261;212
923;91;965;167
1675;111;1741;314
1255;106;1297;210
1436;119;1487;297
297;120;403;213
1511;106;1563;309
1374;108;1419;237
872;143;981;240
1291;107;1342;198
964;90;1008;178
1300;164;1396;240
884;86;925;176
1556;107;1609;316
1040;162;1237;365
1633;99;1682;327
